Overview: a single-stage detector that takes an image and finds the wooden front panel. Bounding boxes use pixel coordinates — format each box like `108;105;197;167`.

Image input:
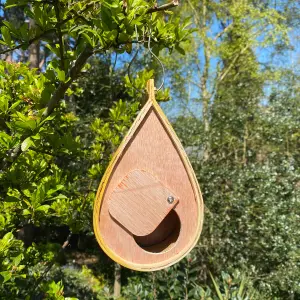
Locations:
108;169;179;236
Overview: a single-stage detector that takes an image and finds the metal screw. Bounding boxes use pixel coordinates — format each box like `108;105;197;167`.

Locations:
167;196;175;204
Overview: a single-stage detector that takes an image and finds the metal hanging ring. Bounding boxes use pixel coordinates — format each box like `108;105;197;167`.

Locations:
127;18;165;93
147;33;165;92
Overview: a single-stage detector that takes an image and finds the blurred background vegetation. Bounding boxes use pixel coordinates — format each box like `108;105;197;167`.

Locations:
0;0;299;299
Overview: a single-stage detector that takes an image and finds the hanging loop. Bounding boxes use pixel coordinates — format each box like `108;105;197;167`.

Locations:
127;18;165;93
147;28;165;92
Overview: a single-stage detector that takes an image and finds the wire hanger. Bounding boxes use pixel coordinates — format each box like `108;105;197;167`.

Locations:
127;15;165;93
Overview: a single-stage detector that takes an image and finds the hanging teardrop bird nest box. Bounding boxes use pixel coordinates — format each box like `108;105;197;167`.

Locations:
93;79;204;271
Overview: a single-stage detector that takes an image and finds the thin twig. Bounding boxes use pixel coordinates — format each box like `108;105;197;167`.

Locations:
214;22;233;40
218;43;251;83
147;0;179;13
0;29;55;55
54;0;65;70
43;45;93;117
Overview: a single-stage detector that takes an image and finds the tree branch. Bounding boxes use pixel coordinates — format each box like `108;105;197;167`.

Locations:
43;45;93;118
218;43;251;83
214;22;233;40
0;29;55;55
54;0;65;70
147;0;179;13
186;0;201;28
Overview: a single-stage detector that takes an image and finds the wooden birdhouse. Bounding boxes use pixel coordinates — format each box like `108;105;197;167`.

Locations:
93;80;204;271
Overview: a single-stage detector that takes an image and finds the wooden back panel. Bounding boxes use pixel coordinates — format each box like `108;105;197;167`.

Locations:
93;79;204;271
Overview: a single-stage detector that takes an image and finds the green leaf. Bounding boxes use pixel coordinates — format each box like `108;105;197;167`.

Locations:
19;23;29;41
56;69;66;82
101;7;113;30
39;113;56;127
0;232;14;249
4;196;19;202
0;215;6;231
238;275;246;297
1;26;12;47
118;32;129;43
209;272;223;300
51;194;67;200
175;45;185;55
46;44;60;57
12;254;23;267
36;205;50;212
31;133;41;140
5;0;27;8
9;100;22;111
14;119;38;131
0;271;12;283
0;96;9;112
2;21;17;36
22;209;31;216
21;137;34;152
23;189;31;198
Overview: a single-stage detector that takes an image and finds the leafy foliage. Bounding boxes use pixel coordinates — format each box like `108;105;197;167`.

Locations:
0;60;140;298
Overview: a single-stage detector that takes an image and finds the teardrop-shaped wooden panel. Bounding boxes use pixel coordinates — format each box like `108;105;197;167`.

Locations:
93;79;204;271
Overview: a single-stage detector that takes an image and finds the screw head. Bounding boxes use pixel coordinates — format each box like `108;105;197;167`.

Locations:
167;196;175;204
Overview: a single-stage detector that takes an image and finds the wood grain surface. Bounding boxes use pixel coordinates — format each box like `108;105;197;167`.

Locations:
108;169;179;236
